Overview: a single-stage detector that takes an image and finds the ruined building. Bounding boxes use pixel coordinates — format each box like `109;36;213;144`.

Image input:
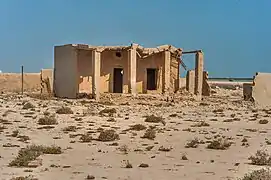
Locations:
53;43;204;99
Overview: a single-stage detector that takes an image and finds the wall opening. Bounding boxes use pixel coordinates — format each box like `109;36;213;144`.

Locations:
147;68;157;90
113;68;123;93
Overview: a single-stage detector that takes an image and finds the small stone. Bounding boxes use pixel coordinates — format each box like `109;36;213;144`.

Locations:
86;175;95;179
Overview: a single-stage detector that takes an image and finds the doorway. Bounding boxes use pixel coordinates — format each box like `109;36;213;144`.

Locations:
113;68;123;93
147;68;157;90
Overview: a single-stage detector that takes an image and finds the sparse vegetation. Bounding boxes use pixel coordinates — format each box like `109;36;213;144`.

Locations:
38;114;57;125
79;134;92;143
124;160;133;168
99;108;117;116
98;129;119;142
63;126;77;132
207;139;232;150
141;128;156;140
129;124;147;131
9;145;62;167
11;130;19;137
249;150;271;166
144;115;166;125
185;138;202;148
259;119;269;124
191;121;210;127
56;106;73;114
239;168;271;180
22;102;35;110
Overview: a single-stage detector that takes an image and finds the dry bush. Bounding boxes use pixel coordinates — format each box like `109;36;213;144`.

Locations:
185;138;202;148
107;118;116;122
9;145;62;167
239;168;271;180
213;109;224;113
124;160;133;168
118;145;129;154
158;146;172;152
249;150;271;166
98;129;119;142
38;114;57;125
62;126;77;132
11;130;19;137
144;115;166;125
17;135;30;142
141;128;156;140
22;102;35;110
99;108;117;116
79;134;92;143
28;93;52;100
56;106;73;114
207;139;232;150
259;119;269;124
10;175;37;180
191;121;210;127
139;163;149;168
129;124;147;131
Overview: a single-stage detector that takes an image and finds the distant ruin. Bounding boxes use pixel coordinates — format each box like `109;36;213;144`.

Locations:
53;43;205;100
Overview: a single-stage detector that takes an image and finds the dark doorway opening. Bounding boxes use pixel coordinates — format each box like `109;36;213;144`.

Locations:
113;68;123;93
147;68;157;90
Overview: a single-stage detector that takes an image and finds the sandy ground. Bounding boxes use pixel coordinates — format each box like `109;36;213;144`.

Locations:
0;89;270;180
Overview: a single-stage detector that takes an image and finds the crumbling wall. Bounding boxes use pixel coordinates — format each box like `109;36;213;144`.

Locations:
170;56;180;92
0;73;40;93
251;72;271;107
202;71;210;96
41;69;53;94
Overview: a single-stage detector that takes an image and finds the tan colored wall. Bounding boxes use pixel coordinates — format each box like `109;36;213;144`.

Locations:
252;72;271;107
0;73;40;93
137;53;164;93
77;50;92;94
54;45;78;98
170;56;180;92
73;48;180;96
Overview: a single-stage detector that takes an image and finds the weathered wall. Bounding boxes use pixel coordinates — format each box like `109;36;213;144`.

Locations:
0;73;40;93
71;48;179;96
137;53;164;93
252;72;271;107
170;56;180;92
41;69;53;93
101;50;129;93
77;49;92;94
54;45;78;98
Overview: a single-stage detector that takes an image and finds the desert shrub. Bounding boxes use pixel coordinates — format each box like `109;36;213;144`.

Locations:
56;106;73;114
98;129;119;142
185;138;202;148
38;114;57;125
158;146;172;152
207;139;231;150
259;119;269;124
11;130;19;137
22;102;35;110
191;121;210;127
141;128;156;140
129;124;147;131
144;115;166;125
79;134;92;143
124;160;133;168
9;145;61;167
249;150;271;166
99;108;117;116
10;175;37;180
62;126;77;132
239;168;271;180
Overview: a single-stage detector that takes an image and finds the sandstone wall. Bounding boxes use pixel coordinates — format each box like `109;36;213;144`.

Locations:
0;73;40;93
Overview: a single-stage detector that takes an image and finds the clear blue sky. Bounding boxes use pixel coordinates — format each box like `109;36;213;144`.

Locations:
0;0;270;77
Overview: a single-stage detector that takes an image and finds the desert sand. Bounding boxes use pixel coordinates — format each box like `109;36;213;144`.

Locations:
0;89;270;180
